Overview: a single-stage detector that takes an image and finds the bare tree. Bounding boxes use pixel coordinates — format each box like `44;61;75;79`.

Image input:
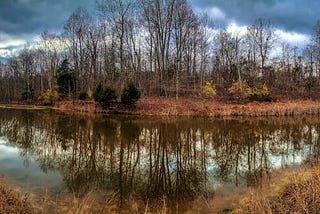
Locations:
312;20;320;76
172;0;197;99
214;30;245;86
142;0;176;96
38;31;60;91
247;19;276;79
98;0;137;90
63;8;91;95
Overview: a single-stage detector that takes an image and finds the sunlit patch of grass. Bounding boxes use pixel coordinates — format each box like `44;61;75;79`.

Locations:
0;177;35;214
138;98;320;117
3;166;320;214
234;166;320;213
0;104;50;110
0;178;112;214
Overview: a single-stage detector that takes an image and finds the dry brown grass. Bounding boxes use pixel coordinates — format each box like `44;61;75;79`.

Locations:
2;166;320;214
55;100;101;114
235;166;320;214
137;97;320;117
0;177;35;214
3;97;320;117
0;179;165;214
0;177;115;214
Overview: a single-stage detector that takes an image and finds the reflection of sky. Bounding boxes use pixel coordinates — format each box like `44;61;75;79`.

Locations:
0;119;317;199
0;137;64;193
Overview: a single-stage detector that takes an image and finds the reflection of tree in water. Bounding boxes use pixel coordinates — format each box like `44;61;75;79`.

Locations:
142;123;207;202
1;109;320;207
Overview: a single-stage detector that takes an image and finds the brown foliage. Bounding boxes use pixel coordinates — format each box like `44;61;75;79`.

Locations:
137;97;320;117
0;177;35;214
236;166;320;214
4;98;320;118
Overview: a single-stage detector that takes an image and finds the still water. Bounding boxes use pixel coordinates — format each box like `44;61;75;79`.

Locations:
0;108;319;210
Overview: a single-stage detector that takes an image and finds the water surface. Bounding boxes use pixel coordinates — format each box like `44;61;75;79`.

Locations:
0;108;319;210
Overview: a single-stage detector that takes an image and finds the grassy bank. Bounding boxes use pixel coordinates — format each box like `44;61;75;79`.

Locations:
137;98;320;117
0;177;35;214
0;177;114;214
2;165;320;213
3;97;320;117
234;165;320;213
0;180;168;214
51;98;320;117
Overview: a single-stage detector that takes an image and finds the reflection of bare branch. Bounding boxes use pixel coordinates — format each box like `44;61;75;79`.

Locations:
1;108;320;208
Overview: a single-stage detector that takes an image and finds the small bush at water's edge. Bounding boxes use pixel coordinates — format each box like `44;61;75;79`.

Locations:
39;89;59;105
121;83;141;106
78;91;87;100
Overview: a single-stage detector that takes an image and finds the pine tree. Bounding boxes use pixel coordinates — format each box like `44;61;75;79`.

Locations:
57;59;75;98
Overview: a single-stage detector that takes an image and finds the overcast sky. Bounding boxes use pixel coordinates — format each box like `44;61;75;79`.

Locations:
0;0;318;62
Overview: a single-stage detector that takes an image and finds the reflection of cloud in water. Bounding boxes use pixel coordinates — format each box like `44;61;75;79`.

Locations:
1;108;320;209
0;137;17;154
0;137;64;193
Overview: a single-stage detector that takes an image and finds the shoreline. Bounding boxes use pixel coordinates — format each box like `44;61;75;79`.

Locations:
1;164;319;213
2;97;320;117
1;99;320;213
135;97;320;117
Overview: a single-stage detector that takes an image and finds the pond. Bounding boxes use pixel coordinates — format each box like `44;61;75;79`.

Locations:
0;108;319;212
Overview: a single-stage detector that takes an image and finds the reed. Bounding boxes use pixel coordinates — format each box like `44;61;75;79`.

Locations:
235;166;320;213
0;177;35;214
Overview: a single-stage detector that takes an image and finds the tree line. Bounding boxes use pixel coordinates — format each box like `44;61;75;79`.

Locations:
1;0;320;103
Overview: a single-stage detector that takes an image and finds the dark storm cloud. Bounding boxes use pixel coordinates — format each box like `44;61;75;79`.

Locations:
0;0;96;62
0;0;316;62
192;0;319;33
0;0;95;35
1;0;316;37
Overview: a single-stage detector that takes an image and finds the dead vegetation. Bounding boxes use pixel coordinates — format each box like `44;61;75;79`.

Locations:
0;177;35;214
235;165;320;214
0;177;108;214
137;97;320;117
3;166;320;213
4;97;320;117
0;178;170;214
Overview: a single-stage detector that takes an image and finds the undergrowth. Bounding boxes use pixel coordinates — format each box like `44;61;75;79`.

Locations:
235;166;320;213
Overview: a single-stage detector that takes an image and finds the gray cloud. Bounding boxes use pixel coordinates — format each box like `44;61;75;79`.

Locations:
0;0;96;62
1;0;317;39
0;0;318;62
0;0;95;35
191;0;319;33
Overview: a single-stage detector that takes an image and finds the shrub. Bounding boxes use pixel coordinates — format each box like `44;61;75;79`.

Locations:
228;81;270;102
228;81;251;101
203;81;217;99
78;91;87;100
93;84;117;108
93;83;103;102
40;89;59;105
248;83;270;101
87;89;93;100
121;83;141;106
99;87;117;107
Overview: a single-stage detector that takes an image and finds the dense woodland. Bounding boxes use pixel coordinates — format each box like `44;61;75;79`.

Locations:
1;0;320;102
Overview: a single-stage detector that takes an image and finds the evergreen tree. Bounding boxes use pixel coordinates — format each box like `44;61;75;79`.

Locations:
21;84;34;100
57;59;75;98
121;83;141;106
